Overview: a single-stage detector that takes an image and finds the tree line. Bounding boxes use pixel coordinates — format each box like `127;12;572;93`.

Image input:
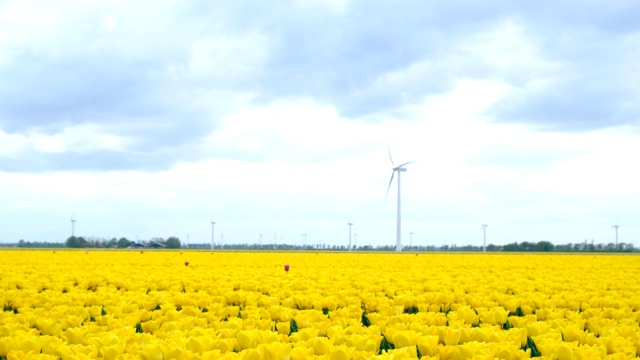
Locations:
63;236;182;249
3;239;636;252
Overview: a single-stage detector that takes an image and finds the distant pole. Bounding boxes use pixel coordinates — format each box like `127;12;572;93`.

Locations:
410;232;413;249
221;234;224;249
482;224;488;252
260;233;263;248
348;222;353;251
211;221;215;250
273;233;276;250
612;225;619;248
71;216;76;237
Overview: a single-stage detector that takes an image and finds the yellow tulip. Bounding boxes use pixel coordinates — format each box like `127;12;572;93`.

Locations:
0;337;16;357
393;330;419;348
62;327;88;345
139;343;164;360
186;337;207;353
239;348;262;360
329;345;354;360
309;337;332;355
345;334;368;351
556;343;575;360
212;338;237;353
14;336;40;355
297;327;320;341
101;344;125;360
275;322;290;335
444;327;461;346
386;346;417;359
258;331;280;345
416;335;439;357
260;342;291;360
290;346;313;360
236;330;260;351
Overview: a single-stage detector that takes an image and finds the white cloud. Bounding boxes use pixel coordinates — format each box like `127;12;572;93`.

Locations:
0;124;131;156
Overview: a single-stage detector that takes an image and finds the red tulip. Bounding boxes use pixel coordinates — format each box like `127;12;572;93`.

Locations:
185;261;189;266
284;264;290;272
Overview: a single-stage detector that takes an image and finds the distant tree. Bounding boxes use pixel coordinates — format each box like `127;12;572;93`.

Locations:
165;237;181;249
65;236;87;248
535;241;554;252
117;238;133;248
503;242;518;251
520;242;533;251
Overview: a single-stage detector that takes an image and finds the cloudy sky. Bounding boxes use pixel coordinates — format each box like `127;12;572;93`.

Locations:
1;0;639;248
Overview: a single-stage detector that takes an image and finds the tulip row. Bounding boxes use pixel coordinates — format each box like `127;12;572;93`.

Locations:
1;250;639;359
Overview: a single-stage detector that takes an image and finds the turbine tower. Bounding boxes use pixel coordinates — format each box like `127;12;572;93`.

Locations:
70;216;76;237
612;222;620;248
481;224;488;252
348;222;353;251
386;148;415;252
210;221;215;250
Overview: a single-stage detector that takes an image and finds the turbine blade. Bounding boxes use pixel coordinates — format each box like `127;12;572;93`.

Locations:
387;146;395;167
385;171;395;200
398;160;415;168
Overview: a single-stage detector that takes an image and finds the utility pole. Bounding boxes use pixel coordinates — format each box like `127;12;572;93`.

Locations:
348;222;353;251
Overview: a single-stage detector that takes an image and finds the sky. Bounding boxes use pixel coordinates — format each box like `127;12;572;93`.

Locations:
1;0;639;248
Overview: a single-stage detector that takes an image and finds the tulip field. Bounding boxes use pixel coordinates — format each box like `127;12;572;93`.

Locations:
1;251;639;359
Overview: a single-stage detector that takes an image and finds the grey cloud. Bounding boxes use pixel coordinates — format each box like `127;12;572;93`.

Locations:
2;0;639;173
490;79;640;131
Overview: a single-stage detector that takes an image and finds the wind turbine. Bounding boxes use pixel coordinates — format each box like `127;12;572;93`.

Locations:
348;222;353;251
612;221;620;248
210;221;215;250
481;224;488;252
386;148;415;252
70;216;76;237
